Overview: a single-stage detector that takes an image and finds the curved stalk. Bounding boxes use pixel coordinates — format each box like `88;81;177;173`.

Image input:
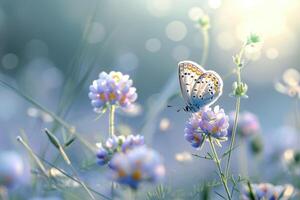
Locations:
225;45;245;178
225;97;240;177
208;136;232;200
109;105;116;137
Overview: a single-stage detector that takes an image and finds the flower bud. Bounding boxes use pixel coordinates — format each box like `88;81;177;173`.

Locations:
231;82;248;98
250;136;263;155
197;14;210;30
246;33;261;46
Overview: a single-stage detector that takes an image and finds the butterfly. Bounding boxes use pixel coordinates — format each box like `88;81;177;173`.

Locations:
178;60;223;112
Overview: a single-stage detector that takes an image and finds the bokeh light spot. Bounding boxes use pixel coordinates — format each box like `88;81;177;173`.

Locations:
147;0;172;17
145;38;161;52
265;48;279;60
188;7;204;21
116;52;139;71
2;53;19;69
41;67;63;89
165;21;187;42
159;118;170;131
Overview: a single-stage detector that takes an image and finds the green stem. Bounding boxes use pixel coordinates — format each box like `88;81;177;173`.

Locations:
69;164;96;200
109;105;116;137
57;147;96;200
225;45;245;178
201;29;209;66
16;136;49;177
0;78;97;154
208;136;232;200
225;97;241;177
36;154;111;200
48;133;96;200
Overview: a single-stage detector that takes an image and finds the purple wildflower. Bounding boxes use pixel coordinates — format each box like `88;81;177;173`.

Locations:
96;144;110;165
109;146;165;189
96;135;125;166
89;71;138;113
199;106;229;139
96;134;145;166
184;106;229;148
184;112;205;148
121;134;145;152
228;111;260;137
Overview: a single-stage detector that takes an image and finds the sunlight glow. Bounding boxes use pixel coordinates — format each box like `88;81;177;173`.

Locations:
188;7;204;21
238;0;294;39
215;0;300;84
208;0;222;9
147;0;172;17
219;0;299;42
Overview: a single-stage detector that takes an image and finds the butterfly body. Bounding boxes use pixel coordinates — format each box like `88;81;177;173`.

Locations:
178;61;223;112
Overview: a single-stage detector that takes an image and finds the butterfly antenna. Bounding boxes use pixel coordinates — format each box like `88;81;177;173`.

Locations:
167;104;182;112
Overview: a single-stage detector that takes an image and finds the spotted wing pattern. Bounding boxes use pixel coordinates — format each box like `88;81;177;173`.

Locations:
178;61;205;105
191;71;223;109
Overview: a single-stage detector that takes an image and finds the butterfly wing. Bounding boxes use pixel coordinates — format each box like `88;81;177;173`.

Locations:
191;70;223;109
178;61;205;105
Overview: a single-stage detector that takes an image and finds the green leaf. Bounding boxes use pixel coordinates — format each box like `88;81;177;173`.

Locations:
207;152;214;161
146;184;172;200
192;153;213;160
64;136;76;147
214;139;222;147
35;154;112;200
0;79;73;130
246;33;261;45
278;188;286;200
44;128;61;149
231;175;237;186
0;79;96;152
214;191;226;200
61;128;68;143
247;181;256;200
